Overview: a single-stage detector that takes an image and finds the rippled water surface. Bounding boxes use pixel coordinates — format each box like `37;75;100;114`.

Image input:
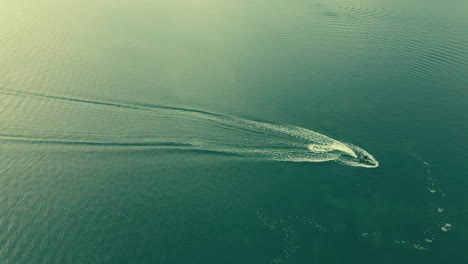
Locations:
1;0;467;263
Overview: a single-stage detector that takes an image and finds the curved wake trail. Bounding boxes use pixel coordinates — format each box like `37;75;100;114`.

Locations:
0;89;378;168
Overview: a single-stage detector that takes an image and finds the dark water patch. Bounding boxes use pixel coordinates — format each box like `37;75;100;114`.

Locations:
322;11;338;17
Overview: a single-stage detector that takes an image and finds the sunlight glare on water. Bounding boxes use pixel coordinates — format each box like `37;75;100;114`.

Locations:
0;0;467;263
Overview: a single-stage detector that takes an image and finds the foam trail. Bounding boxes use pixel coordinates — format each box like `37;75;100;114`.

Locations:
0;89;378;168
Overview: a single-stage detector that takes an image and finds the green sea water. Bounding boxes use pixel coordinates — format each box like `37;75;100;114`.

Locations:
1;0;467;263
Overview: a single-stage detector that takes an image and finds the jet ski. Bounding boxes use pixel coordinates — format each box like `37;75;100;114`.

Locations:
360;155;372;164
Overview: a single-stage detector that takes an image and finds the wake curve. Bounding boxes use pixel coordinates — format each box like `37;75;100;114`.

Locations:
0;88;379;168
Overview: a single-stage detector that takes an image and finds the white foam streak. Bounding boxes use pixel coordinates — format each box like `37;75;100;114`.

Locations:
0;89;378;168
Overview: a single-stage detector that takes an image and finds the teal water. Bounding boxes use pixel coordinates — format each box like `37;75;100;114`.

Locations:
1;0;467;263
